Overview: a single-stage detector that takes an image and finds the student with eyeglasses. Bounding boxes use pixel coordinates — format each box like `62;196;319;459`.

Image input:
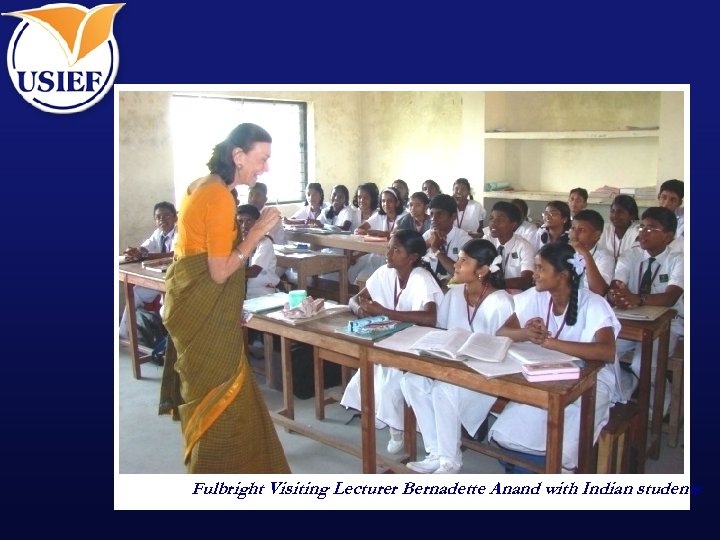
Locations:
533;201;571;252
119;202;178;341
608;206;684;414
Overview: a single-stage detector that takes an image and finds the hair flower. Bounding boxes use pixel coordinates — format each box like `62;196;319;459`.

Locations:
567;252;586;276
489;254;502;273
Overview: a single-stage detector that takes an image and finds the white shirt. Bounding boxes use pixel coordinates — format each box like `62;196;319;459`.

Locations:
291;204;327;221
141;225;177;254
366;265;444;311
319;205;357;230
455;200;485;235
580;245;615;291
486;234;535;279
422;226;472;274
246;236;280;299
514;220;538;245
438;287;514;334
597;221;640;263
364;210;407;234
614;245;684;319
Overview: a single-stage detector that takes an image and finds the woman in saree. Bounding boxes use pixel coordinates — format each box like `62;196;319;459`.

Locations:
160;123;290;473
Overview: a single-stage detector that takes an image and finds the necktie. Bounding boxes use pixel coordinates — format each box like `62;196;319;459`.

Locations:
497;245;505;277
160;234;168;253
639;257;655;295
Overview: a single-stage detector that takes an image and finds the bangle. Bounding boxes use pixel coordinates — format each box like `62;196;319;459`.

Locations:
235;250;246;264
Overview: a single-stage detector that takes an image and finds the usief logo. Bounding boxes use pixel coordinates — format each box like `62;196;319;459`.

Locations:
3;3;124;114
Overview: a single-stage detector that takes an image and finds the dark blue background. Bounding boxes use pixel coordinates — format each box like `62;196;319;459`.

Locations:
0;0;709;515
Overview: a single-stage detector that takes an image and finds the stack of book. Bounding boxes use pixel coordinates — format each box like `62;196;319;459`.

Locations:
521;362;580;382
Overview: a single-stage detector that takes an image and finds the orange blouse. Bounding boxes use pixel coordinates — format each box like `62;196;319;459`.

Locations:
174;180;237;257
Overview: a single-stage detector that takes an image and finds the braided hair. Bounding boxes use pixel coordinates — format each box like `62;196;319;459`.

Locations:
460;239;505;289
537;243;581;326
393;229;442;287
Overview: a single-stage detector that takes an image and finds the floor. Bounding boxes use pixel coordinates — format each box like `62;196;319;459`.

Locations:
117;345;685;475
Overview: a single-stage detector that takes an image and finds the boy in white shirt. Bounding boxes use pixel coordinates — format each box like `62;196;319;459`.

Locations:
569;209;614;296
609;207;684;413
236;205;279;299
657;179;685;252
422;194;471;285
486;201;534;291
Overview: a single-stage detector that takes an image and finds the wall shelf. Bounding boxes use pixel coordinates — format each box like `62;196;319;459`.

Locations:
484;130;659;140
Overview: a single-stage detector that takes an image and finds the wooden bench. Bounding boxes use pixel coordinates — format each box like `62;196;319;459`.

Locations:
664;338;684;448
597;401;640;473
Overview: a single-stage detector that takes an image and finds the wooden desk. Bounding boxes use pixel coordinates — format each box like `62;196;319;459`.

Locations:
286;230;389;255
617;308;676;470
118;263;166;379
275;249;349;303
246;311;602;474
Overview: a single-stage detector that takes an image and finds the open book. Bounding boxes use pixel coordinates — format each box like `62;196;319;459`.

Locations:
507;342;580;365
409;328;512;363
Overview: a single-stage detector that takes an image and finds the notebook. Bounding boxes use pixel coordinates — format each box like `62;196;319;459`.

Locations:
242;292;290;313
506;342;580;365
335;316;413;341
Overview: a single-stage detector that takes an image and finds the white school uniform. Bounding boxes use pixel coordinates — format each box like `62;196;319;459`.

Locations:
514;220;539;245
348;211;406;285
614;246;684;405
580;245;615;291
422;226;472;275
341;265;443;430
290;204;327;221
401;288;514;468
318;206;359;281
532;226;570;253
597;221;640;264
455;200;485;235
486;234;535;280
488;287;621;471
245;236;280;299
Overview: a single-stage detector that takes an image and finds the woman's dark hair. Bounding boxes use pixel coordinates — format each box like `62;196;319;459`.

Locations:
378;187;404;216
511;198;529;220
612;194;640;221
409;191;430;206
324;184;350;220
453;177;474;200
353;182;379;211
236;204;260;220
304;182;324;207
540;200;571;244
422;179;441;195
154;201;177;216
206;123;272;185
641;206;678;233
570;187;589;202
537;243;581;326
461;239;504;290
393;229;442;286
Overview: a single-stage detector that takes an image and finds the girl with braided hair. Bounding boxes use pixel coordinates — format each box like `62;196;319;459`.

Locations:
489;242;621;472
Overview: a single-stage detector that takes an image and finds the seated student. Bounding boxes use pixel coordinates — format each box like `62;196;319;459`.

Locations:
422;194;472;287
452;177;485;238
609;207;684;414
346;183;379;284
568;187;588;219
340;230;444;454
485;201;534;291
119;202;178;339
401;239;514;474
319;184;357;231
248;181;285;245
657;179;685;252
396;191;431;235
236;205;279;299
283;182;326;227
533;200;571;252
489;243;621;472
597;194;639;265
569;209;615;296
349;187;407;285
392;179;410;210
422;179;442;201
510;198;538;245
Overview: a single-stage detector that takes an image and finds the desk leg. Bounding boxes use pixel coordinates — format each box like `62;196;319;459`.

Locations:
339;260;349;303
314;346;325;420
649;326;671;460
635;328;653;474
545;395;564;473
279;337;295;422
403;404;417;462
123;277;142;380
360;349;376;474
577;376;597;473
263;332;275;389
